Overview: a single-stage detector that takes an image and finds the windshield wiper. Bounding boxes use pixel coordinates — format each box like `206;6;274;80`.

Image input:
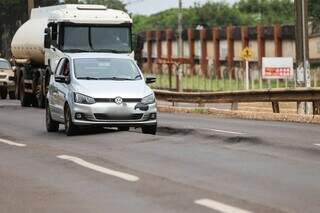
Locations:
99;77;134;81
64;49;92;53
77;77;99;80
134;75;142;80
92;49;130;54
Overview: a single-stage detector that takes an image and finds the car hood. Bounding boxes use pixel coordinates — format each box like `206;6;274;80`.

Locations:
71;79;153;99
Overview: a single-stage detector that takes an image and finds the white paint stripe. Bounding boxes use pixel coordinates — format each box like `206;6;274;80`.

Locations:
314;144;320;147
201;128;246;135
57;155;139;182
195;199;253;213
0;138;26;147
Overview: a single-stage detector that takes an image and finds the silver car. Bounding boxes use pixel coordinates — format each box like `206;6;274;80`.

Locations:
46;53;157;136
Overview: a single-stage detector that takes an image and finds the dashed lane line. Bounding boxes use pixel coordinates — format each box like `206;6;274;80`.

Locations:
195;199;253;213
0;138;26;147
57;155;139;182
200;128;247;135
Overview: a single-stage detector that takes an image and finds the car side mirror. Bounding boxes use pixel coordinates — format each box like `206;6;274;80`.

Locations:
145;76;156;84
44;28;51;49
55;75;70;84
9;76;15;81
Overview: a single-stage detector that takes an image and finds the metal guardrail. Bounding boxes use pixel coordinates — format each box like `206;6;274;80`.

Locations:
154;88;320;114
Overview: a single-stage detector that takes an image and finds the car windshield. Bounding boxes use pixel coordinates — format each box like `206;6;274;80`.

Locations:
74;58;142;80
0;60;11;69
63;26;131;53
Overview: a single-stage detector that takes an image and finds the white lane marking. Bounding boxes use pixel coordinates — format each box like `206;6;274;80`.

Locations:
195;199;253;213
57;155;139;182
314;144;320;147
200;128;246;135
0;138;26;147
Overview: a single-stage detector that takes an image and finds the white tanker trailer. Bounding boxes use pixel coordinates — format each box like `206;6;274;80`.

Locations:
11;4;133;107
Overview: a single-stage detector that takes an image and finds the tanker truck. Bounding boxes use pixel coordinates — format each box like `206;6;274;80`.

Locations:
11;4;133;107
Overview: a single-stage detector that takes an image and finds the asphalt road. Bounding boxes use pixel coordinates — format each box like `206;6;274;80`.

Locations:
0;99;320;213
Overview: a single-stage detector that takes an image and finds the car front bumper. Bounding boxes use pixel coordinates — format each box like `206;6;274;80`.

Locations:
70;101;157;127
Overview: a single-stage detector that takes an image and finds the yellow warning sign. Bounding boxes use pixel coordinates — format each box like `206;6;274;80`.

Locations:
240;47;253;61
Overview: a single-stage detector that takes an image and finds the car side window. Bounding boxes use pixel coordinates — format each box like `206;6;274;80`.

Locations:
55;58;70;77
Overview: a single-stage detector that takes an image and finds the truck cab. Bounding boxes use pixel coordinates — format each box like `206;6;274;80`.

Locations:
44;4;133;71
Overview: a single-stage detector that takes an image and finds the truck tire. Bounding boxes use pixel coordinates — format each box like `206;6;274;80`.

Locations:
19;74;32;107
9;91;15;100
64;104;78;136
46;102;59;132
142;123;157;135
35;71;45;108
0;88;7;99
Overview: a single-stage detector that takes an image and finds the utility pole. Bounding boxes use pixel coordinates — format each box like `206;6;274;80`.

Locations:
28;0;34;18
295;0;311;114
177;0;183;92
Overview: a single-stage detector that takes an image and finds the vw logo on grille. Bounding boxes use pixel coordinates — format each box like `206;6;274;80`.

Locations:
114;97;123;105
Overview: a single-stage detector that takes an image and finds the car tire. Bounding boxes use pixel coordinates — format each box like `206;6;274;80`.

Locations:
64;104;78;136
9;91;15;100
0;88;7;99
142;124;157;135
118;126;130;131
20;75;32;107
46;103;59;132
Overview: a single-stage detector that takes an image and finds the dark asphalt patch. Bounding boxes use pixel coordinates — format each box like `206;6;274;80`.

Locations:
157;126;196;136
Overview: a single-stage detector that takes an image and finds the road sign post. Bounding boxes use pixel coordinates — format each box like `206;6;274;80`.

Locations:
241;47;253;90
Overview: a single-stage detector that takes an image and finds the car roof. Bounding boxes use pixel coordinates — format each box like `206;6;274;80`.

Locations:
65;53;133;60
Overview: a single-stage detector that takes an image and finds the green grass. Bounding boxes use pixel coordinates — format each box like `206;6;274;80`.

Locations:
149;73;302;92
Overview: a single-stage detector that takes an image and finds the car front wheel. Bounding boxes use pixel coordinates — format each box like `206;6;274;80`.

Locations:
64;105;78;136
0;88;7;99
142;124;157;135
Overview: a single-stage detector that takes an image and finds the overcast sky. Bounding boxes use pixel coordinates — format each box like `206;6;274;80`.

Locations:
124;0;239;15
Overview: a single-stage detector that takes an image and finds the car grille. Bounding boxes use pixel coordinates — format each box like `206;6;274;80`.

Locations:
95;98;142;103
94;113;143;121
0;75;6;79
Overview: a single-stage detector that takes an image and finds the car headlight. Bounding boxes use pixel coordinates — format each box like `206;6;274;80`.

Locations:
141;93;155;104
74;93;95;105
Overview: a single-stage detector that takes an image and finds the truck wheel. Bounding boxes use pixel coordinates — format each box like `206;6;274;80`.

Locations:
35;72;45;108
64;104;78;136
20;75;32;107
46;103;59;132
9;91;15;100
0;88;7;99
142;124;157;135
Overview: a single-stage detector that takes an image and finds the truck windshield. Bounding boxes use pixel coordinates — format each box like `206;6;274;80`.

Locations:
74;58;142;81
0;61;11;69
63;26;131;53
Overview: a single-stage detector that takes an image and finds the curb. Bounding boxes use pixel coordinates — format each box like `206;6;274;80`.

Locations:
158;105;320;125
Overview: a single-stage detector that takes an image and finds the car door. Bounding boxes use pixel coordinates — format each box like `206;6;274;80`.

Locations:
55;58;70;122
50;58;68;122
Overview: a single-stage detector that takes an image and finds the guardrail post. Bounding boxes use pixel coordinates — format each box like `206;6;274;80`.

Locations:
213;27;221;79
156;31;162;74
200;28;208;77
188;28;196;76
166;29;173;89
227;26;235;79
313;101;320;115
146;31;153;73
272;102;280;113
